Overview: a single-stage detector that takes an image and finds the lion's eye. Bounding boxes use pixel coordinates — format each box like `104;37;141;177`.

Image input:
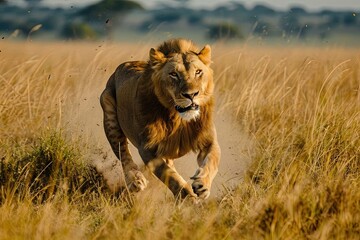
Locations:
195;69;202;76
169;72;178;78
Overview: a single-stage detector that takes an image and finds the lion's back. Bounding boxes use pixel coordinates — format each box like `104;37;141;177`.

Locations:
111;61;147;88
104;61;149;146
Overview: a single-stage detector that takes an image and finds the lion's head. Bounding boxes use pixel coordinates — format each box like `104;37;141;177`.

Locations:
149;39;214;121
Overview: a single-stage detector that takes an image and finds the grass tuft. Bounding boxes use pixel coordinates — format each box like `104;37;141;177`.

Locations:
0;131;104;203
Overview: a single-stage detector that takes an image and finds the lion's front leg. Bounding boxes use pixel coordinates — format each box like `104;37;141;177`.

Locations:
191;139;220;199
139;149;197;200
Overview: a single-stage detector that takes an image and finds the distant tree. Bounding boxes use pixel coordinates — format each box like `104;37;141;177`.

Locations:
248;15;258;25
253;21;274;37
0;0;7;4
62;22;97;40
24;0;42;7
79;0;143;39
213;6;232;16
297;23;311;39
280;12;311;40
207;22;243;40
154;12;181;23
252;4;275;15
232;2;247;12
187;15;202;24
290;7;307;14
80;0;143;20
279;13;300;36
320;10;336;15
327;15;341;28
343;13;356;26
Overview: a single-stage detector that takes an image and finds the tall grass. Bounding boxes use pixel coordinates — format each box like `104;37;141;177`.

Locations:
0;41;359;239
215;47;360;238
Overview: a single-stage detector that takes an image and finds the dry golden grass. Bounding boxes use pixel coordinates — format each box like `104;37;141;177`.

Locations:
0;41;359;239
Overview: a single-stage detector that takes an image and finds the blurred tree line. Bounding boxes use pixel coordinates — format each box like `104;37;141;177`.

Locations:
0;0;359;43
67;0;143;39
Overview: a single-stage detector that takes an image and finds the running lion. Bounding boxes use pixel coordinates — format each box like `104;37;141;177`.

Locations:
100;38;220;200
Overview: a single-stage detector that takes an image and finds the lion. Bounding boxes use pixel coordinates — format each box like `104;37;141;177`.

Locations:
100;38;220;200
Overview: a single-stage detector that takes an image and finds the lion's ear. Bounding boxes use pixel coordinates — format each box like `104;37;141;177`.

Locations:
149;48;166;66
198;45;212;66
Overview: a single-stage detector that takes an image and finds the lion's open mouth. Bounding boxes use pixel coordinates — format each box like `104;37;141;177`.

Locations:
175;103;199;113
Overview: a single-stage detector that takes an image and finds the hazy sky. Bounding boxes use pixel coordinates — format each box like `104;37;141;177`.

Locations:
11;0;360;11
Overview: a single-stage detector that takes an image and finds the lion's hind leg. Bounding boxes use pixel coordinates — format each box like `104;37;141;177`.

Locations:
100;88;148;192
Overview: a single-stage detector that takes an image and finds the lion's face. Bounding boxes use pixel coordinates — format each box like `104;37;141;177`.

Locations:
150;45;213;121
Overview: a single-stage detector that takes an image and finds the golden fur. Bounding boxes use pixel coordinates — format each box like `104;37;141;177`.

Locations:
100;39;220;200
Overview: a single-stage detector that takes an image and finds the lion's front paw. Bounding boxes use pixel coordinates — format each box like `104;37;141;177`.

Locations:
126;170;148;192
190;168;211;199
191;178;210;199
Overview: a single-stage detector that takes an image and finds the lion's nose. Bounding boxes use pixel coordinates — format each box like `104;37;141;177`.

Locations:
181;91;199;100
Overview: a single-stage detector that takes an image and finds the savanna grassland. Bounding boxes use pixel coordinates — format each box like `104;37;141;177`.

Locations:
0;40;359;239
